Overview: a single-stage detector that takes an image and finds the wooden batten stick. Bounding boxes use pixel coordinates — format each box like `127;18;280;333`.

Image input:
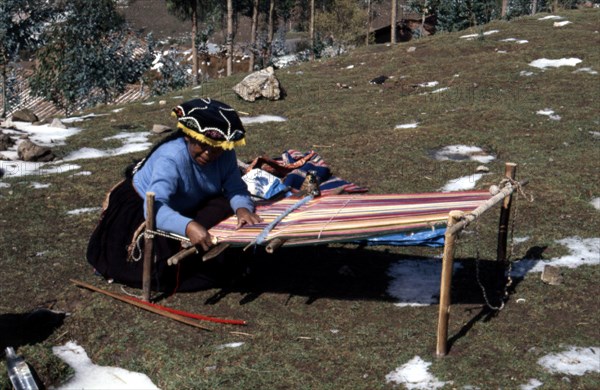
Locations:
497;163;517;263
202;243;230;261
167;247;198;266
142;192;155;302
436;210;463;357
70;279;211;331
265;238;286;254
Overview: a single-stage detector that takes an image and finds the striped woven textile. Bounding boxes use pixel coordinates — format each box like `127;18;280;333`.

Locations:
209;191;492;247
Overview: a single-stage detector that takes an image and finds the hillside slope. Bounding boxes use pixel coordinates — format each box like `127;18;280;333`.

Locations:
0;8;599;390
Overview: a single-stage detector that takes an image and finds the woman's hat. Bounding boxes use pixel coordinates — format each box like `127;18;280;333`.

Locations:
172;98;246;150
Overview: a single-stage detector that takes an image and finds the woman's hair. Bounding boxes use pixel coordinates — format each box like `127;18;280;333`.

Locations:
124;129;184;179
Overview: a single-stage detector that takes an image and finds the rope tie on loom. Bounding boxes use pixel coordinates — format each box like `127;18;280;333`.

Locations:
465;177;533;311
130;227;191;262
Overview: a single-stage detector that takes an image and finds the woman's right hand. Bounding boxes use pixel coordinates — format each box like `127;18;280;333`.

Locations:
185;221;214;251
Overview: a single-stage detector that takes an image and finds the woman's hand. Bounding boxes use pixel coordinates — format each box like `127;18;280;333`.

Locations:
235;207;263;229
185;221;214;251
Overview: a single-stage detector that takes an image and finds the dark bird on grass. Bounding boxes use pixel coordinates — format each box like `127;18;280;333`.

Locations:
369;75;389;85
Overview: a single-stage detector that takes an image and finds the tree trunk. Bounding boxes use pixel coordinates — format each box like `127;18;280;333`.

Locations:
501;0;508;17
553;0;559;12
191;0;199;86
365;0;371;46
266;0;275;63
390;0;397;44
227;0;233;76
249;0;259;72
1;64;7;118
531;0;538;15
309;0;315;61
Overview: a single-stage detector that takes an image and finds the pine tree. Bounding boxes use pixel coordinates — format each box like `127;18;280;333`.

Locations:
0;0;57;117
30;0;153;115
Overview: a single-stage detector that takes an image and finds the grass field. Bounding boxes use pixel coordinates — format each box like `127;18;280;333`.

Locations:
1;9;599;389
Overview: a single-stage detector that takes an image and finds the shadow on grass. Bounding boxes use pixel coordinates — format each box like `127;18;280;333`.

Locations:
199;245;536;308
0;309;66;353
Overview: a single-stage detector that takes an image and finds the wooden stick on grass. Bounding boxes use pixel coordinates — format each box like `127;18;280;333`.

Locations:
71;279;212;331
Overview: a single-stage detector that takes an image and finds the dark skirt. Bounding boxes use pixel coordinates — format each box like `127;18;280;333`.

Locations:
86;179;235;292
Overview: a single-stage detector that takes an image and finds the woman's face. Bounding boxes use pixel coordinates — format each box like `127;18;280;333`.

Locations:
185;136;224;166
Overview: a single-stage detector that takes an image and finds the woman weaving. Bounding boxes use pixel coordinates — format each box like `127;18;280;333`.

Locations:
87;98;262;292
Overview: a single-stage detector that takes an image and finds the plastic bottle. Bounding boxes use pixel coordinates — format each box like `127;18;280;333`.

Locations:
5;347;39;390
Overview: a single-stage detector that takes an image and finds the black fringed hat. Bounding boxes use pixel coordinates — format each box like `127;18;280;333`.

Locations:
172;98;246;150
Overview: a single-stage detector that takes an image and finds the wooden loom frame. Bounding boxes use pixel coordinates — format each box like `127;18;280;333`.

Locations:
140;162;523;357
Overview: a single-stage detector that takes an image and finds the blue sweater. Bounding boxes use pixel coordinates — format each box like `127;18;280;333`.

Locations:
132;137;254;236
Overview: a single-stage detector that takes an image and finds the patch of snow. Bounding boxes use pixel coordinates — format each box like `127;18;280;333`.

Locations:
536;108;561;121
387;258;461;306
395;122;419;129
61;113;108;124
460;30;499;39
4;122;80;147
431;87;449;94
591;198;600;210
0;182;10;188
216;342;245;349
386;356;450;389
514;236;530;244
0;161;81;178
71;171;92;176
538;346;600;376
573;67;598;75
345;65;354;69
511;236;600;278
111;108;124;113
440;173;484;192
67;207;101;215
273;54;300;68
553;21;572;27
63;132;151;161
501;38;528;44
30;182;51;189
141;101;156;105
241;115;287;125
520;70;535;76
52;341;159;389
418;81;439;87
538;15;564;20
432;145;495;163
529;58;582;69
520;378;544;390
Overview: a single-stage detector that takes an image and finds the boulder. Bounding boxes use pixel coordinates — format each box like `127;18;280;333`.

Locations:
11;108;39;123
0;133;15;151
17;139;55;162
233;66;282;102
50;118;67;129
152;124;172;134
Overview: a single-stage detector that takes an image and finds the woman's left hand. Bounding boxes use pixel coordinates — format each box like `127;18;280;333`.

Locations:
235;207;263;229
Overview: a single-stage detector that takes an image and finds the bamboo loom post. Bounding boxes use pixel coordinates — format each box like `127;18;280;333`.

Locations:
497;163;517;263
436;210;464;357
266;238;286;254
142;192;155;302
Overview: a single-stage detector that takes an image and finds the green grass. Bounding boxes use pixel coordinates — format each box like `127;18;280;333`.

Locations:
1;9;599;389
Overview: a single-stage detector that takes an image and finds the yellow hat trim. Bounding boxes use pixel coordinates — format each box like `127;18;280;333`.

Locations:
178;123;246;150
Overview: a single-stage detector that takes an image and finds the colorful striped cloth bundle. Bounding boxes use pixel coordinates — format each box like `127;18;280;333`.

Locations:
209;191;492;248
243;150;369;196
